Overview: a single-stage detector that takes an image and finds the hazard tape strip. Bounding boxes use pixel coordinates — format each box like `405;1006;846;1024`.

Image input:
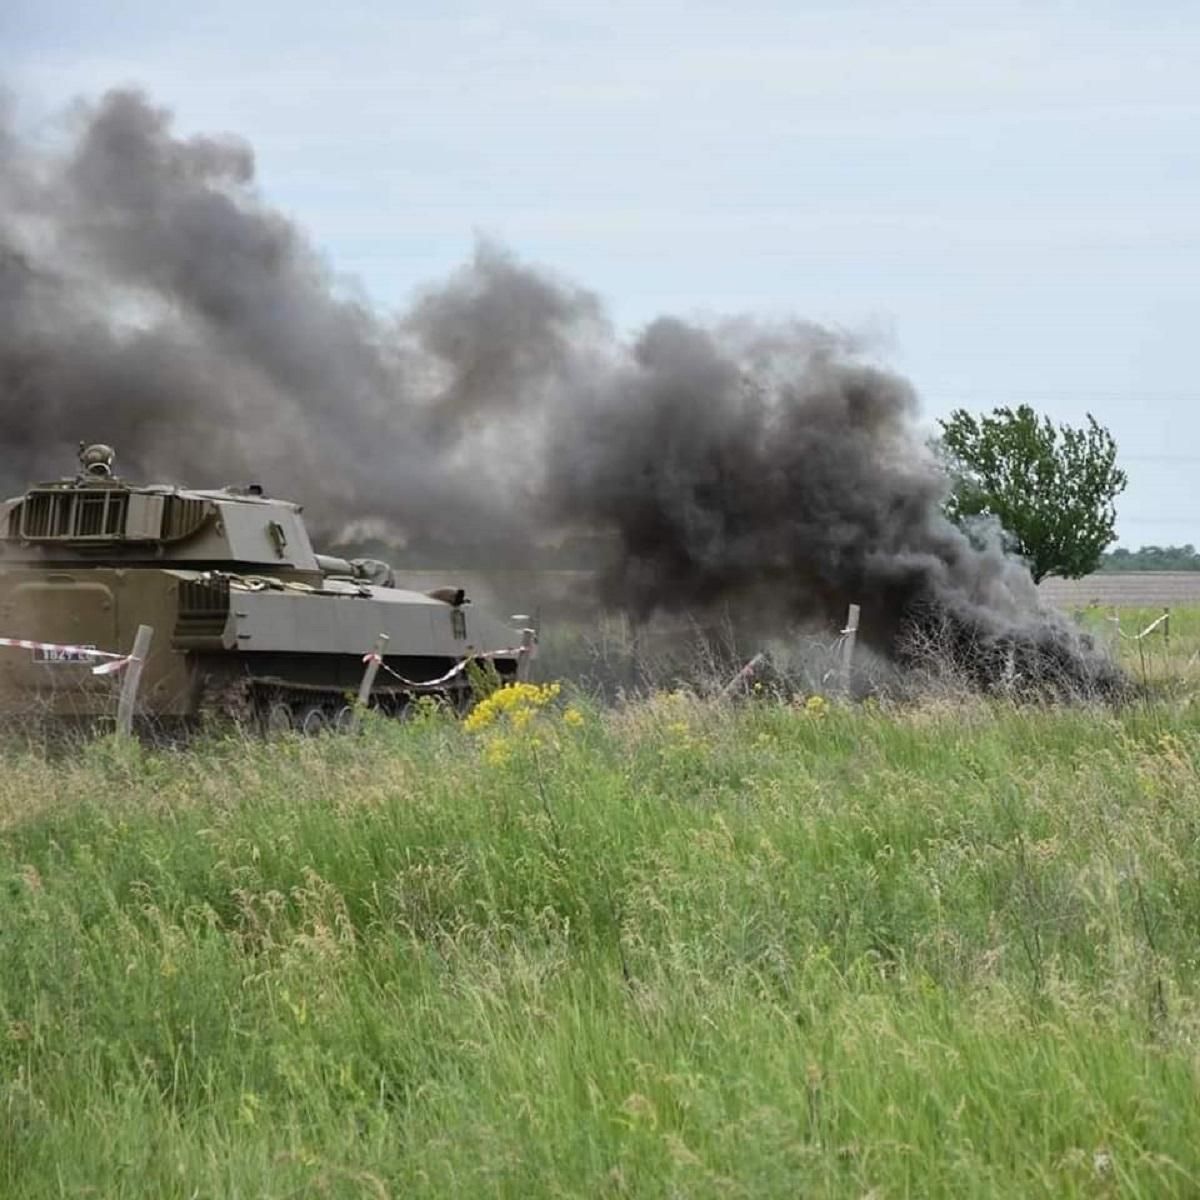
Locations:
89;656;138;676
1112;612;1170;642
362;644;531;690
0;637;125;660
0;636;139;676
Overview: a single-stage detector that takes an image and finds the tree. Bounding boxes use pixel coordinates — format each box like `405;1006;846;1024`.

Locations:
1100;544;1200;572
937;405;1127;583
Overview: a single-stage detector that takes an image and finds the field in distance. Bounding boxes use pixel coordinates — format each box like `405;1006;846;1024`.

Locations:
0;608;1198;1197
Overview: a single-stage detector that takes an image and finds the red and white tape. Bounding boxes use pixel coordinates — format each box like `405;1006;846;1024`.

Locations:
0;637;139;676
362;644;530;690
89;656;139;676
1112;611;1170;642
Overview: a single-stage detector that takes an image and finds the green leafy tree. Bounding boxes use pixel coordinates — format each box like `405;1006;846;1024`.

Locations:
938;405;1127;582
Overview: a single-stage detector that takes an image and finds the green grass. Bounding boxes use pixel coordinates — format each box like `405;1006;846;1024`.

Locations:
1074;603;1200;690
3;674;1200;1195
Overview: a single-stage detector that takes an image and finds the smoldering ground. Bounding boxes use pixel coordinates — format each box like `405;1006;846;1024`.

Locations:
0;88;1119;694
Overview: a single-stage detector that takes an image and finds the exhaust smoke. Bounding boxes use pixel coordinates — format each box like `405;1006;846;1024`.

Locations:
0;88;1119;694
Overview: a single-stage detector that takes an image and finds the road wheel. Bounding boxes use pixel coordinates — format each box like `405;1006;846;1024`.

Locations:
333;704;357;732
263;700;293;736
297;705;328;736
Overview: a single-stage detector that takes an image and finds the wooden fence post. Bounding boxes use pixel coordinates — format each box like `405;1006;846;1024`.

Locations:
356;633;390;720
1163;606;1171;649
839;603;860;696
516;627;537;682
116;624;154;738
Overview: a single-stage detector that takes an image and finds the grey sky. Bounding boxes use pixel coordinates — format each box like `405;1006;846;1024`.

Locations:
5;0;1198;547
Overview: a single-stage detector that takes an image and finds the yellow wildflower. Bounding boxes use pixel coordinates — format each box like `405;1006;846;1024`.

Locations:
563;707;584;728
804;694;829;718
463;681;561;732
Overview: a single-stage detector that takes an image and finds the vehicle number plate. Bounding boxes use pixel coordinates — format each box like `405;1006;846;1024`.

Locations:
33;646;95;665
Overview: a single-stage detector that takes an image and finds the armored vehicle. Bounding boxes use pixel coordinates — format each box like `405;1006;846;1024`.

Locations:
0;445;532;731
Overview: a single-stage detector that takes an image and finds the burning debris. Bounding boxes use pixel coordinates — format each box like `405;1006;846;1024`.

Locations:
0;88;1121;695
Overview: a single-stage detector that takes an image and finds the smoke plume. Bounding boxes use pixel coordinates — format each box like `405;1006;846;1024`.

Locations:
0;88;1116;691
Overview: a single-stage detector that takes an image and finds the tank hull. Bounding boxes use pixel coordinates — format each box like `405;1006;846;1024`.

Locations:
0;565;523;726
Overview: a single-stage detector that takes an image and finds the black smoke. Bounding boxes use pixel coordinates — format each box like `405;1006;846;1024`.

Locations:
0;88;1119;692
0;89;587;544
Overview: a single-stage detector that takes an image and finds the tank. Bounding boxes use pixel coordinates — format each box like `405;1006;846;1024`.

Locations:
0;445;534;732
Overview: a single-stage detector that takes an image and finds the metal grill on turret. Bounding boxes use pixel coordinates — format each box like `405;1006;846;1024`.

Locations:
162;496;209;541
14;490;129;540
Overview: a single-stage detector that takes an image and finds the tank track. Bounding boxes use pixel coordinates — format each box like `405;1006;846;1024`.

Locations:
193;668;471;735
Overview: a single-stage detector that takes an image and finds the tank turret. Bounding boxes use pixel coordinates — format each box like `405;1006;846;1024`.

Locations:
0;447;531;731
0;452;320;574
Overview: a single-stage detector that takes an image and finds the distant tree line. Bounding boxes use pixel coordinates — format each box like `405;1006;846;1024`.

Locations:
1098;545;1200;572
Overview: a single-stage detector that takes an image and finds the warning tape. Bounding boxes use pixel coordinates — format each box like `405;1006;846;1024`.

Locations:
0;637;139;676
1112;612;1170;642
90;656;139;676
0;638;141;676
0;637;124;660
362;644;531;690
4;632;528;685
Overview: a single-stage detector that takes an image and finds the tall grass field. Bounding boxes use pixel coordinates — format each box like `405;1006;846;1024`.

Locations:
1;607;1199;1197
